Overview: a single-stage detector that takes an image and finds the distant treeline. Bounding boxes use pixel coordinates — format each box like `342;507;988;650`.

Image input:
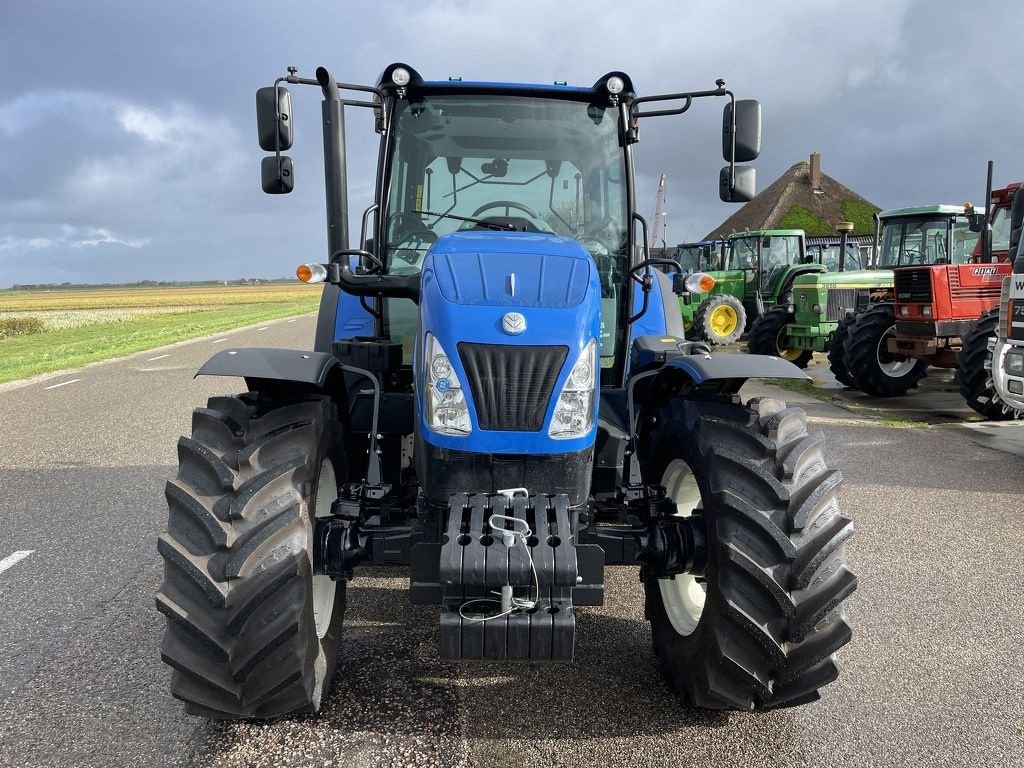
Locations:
7;278;296;290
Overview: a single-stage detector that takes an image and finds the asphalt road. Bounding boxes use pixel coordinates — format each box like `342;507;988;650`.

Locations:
1;316;1022;767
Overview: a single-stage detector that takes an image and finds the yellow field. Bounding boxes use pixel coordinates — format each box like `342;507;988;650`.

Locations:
0;283;322;312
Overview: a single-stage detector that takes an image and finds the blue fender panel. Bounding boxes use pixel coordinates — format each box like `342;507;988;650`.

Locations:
196;347;338;387
663;352;810;384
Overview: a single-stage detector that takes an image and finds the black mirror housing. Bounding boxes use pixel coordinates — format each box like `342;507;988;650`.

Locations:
719;166;756;203
967;212;985;233
262;155;294;194
722;100;761;162
256;86;293;151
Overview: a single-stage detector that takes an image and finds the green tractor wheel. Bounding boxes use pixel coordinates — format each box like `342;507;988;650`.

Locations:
747;306;813;368
693;295;746;345
827;312;857;387
843;304;928;397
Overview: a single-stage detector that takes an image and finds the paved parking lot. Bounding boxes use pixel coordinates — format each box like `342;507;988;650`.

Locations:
0;319;1021;767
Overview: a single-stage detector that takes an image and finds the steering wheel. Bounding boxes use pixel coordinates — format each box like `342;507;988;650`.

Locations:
471;200;541;220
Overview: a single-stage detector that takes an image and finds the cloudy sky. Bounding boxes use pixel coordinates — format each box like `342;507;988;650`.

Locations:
1;0;1020;286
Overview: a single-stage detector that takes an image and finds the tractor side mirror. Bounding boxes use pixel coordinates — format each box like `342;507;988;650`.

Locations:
722;100;761;162
719;166;756;203
256;86;293;151
967;212;986;232
261;155;294;194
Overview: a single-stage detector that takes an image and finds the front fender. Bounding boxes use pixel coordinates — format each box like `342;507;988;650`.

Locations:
197;347;339;387
662;351;809;385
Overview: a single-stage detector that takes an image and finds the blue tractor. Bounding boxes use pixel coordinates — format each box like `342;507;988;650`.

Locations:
157;64;856;718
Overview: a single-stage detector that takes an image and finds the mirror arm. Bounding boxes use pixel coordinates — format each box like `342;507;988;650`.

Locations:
726;90;736;197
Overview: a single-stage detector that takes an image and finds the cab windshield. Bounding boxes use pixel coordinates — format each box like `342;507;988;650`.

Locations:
878;216;979;267
676;244;718;273
990;205;1011;253
384;94;628;274
382;92;629;374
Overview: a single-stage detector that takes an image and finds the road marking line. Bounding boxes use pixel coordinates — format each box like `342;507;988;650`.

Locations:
43;379;80;390
147;354;170;361
211;338;229;344
256;326;269;331
0;550;34;575
287;318;298;323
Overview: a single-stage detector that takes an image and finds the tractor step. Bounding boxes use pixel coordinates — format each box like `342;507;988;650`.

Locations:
438;493;587;661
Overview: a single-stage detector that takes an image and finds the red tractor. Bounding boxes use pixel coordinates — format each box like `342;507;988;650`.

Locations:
840;180;1023;419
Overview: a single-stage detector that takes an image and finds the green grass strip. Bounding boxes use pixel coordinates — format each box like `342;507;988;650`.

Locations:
0;301;317;384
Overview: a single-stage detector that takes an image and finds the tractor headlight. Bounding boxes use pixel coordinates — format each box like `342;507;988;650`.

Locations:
812;304;823;314
606;76;625;95
1006;351;1024;374
549;340;597;439
899;305;909;317
922;306;932;318
424;333;471;435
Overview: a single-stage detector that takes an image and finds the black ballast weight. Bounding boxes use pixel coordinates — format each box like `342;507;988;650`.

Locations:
439;493;594;662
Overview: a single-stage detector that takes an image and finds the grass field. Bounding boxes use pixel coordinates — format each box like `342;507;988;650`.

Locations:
0;284;323;384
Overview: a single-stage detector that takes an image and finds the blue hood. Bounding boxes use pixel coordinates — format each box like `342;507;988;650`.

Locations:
416;231;602;455
429;232;592;308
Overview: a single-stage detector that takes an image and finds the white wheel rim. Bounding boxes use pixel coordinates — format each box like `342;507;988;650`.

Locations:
876;326;917;378
312;458;338;640
657;459;707;636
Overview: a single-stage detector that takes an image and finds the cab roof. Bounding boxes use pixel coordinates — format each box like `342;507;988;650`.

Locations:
376;62;636;102
878;205;971;219
727;229;804;239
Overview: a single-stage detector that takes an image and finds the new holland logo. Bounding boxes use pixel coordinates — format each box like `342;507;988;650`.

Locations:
502;312;526;335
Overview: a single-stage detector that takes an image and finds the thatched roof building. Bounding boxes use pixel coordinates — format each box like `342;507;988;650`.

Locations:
705;153;880;239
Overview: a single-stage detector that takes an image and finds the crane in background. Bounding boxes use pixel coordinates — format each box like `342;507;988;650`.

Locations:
650;172;667;249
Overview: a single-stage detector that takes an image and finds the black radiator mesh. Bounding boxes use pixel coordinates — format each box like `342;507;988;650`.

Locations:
457;343;568;431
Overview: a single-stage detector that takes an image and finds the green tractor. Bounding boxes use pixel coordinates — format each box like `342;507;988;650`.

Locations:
680;229;825;346
773;205;988;380
751;238;879;369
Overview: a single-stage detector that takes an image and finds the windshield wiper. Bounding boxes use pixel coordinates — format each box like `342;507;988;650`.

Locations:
411;209;518;232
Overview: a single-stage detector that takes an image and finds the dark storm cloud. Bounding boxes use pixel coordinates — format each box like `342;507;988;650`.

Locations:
1;0;1020;285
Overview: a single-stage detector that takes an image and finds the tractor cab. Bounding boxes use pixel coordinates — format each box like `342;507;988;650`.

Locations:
675;240;727;273
726;229;816;301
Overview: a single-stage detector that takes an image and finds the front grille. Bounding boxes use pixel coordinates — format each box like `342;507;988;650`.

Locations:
826;288;858;322
458;343;567;431
895;268;933;303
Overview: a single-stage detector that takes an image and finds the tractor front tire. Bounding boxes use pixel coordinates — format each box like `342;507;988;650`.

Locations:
156;392;346;719
956;310;1024;420
843;304;927;396
641;397;856;710
694;295;746;346
827;312;857;387
747;306;814;368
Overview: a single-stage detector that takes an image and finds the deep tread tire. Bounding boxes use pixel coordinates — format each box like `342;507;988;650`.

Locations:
827;313;857;387
747;306;814;368
956;310;1024;420
843;304;928;396
641;397;856;710
694;294;746;346
157;392;346;719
